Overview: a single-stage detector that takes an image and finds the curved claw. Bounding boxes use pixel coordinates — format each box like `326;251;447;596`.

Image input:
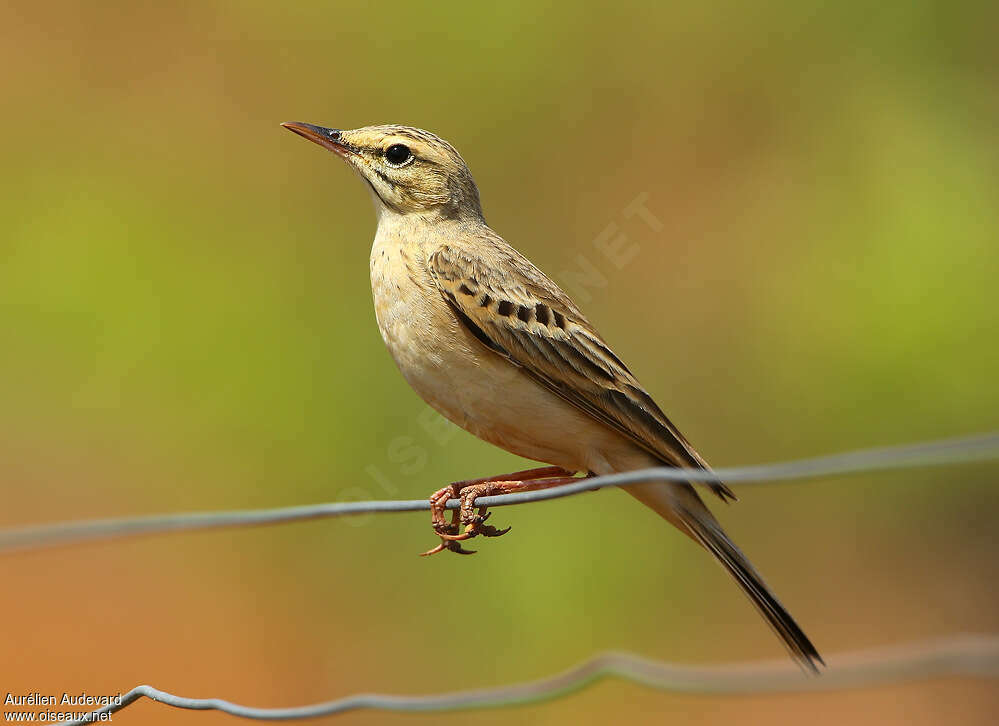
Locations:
453;504;509;538
432;522;459;537
437;528;477;542
419;539;477;556
420;542;448;557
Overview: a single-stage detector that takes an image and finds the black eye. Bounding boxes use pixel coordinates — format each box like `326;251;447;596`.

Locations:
384;144;412;166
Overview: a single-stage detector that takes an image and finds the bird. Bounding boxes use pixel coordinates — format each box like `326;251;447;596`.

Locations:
282;121;823;671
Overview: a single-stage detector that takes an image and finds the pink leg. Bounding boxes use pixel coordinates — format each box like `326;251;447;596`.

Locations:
420;467;579;556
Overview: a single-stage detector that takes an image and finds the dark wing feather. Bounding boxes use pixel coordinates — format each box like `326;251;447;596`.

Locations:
428;239;735;502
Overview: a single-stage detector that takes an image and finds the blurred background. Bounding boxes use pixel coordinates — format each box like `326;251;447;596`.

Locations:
2;1;997;723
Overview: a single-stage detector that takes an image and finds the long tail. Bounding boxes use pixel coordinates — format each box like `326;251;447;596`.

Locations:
627;481;824;672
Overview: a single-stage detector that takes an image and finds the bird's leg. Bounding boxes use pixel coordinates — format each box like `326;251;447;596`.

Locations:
420;508;475;556
428;483;461;537
439;476;580;542
419;485;476;555
421;466;575;556
427;466;571;537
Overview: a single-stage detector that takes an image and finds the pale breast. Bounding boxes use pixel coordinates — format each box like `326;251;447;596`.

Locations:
368;232;628;473
369;231;495;419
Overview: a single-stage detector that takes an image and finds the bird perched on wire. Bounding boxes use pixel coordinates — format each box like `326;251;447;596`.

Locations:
282;121;823;671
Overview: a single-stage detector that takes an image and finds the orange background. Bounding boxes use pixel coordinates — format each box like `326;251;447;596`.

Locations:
2;2;997;724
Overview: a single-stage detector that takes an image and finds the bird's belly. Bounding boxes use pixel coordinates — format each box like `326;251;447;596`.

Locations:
369;241;623;472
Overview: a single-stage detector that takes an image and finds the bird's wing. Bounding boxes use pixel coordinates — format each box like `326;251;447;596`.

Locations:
427;239;735;502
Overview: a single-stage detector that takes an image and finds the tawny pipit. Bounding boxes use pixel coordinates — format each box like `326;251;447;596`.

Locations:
283;122;823;670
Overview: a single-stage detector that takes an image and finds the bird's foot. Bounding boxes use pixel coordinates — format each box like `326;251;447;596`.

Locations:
420;481;510;556
419;466;578;556
436;482;514;541
420;483;479;555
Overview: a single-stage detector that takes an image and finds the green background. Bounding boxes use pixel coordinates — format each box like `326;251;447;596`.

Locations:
2;2;997;723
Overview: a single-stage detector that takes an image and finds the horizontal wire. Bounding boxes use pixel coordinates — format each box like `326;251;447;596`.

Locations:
2;431;997;554
62;634;999;724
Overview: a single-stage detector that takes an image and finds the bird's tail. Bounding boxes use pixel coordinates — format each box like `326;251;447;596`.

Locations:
626;481;824;672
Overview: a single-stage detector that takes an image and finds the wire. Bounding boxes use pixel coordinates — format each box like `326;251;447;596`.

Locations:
2;432;997;554
60;634;999;724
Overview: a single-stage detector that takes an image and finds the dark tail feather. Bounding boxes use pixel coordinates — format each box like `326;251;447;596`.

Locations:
679;503;825;673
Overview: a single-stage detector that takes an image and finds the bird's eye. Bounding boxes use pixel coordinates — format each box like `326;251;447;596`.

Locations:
384;144;412;167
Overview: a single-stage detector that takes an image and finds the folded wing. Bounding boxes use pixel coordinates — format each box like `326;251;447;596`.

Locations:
428;239;735;502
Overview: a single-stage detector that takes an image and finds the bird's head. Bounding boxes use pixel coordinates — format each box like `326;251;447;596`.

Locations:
282;122;483;222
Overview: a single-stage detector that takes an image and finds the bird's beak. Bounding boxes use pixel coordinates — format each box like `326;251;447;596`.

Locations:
281;122;352;159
